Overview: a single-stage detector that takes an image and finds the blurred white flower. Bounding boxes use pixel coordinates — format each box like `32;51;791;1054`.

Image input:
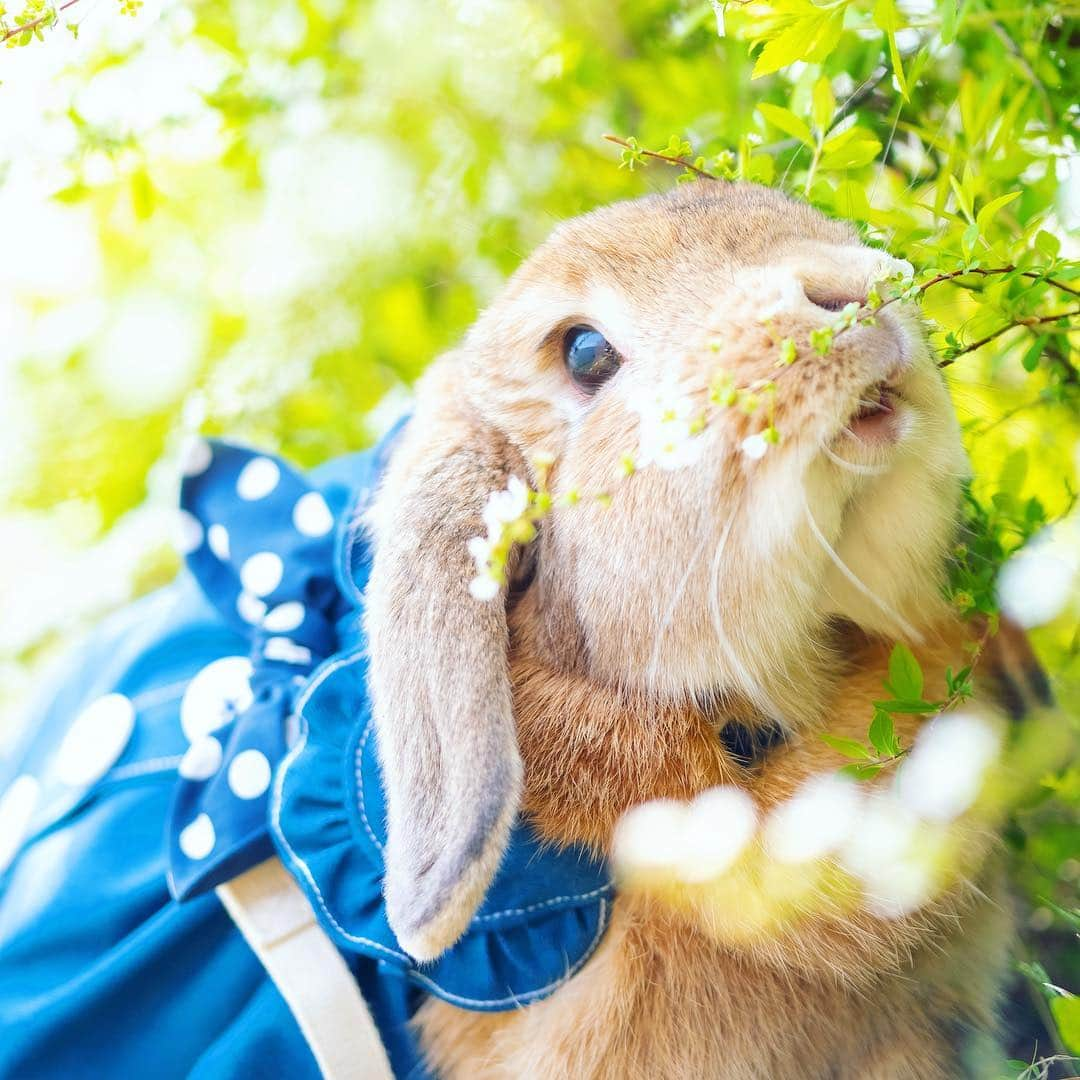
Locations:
613;799;690;871
467;476;533;601
997;517;1080;628
839;791;931;917
613;787;758;883
468;575;500;601
763;773;861;864
482;476;529;535
630;388;706;472
740;433;769;460
896;712;1001;823
676;787;759;882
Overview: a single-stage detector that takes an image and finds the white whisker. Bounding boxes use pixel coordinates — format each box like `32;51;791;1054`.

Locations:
647;527;710;688
820;440;890;476
707;516;784;719
801;491;923;644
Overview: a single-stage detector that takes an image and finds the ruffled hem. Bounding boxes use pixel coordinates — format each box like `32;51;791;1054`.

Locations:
270;646;613;1011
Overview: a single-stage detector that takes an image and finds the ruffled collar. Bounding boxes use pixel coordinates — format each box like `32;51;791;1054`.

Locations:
166;422;613;1030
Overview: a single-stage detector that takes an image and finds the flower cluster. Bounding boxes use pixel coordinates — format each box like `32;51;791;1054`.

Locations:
467;476;545;600
628;387;707;472
613;709;1005;924
466;264;920;604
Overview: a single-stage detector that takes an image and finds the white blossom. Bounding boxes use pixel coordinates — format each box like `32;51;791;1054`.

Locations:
763;773;861;863
839;791;931;918
630;387;706;472
468;574;500;601
676;786;758;882
740;432;769;460
896;711;1001;823
482;476;529;536
613;787;757;883
467;476;534;602
997;516;1080;628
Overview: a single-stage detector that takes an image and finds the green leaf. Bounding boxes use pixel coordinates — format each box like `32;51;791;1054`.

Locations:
886;643;924;702
751;8;844;78
811;76;835;133
758;104;814;147
937;0;958;44
821;734;873;760
873;0;908;100
999;449;1028;496
840;762;883;780
820;126;882;170
1034;230;1061;260
868;709;899;757
1021;334;1048;373
752;22;818;78
873;700;941;714
949;175;974;223
1050;996;1080;1055
833;179;871;220
975;191;1021;235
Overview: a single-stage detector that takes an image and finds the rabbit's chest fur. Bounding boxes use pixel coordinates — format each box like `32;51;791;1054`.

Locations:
416;887;1009;1080
415;617;1012;1079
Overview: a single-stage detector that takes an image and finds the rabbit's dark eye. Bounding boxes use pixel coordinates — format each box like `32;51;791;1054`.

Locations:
563;325;621;392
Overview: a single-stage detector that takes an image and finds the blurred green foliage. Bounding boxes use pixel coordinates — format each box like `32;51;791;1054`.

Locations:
0;0;1077;1070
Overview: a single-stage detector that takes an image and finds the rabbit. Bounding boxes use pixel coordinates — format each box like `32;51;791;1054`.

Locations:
363;181;1031;1079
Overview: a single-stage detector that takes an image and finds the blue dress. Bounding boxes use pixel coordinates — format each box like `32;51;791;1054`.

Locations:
0;427;612;1079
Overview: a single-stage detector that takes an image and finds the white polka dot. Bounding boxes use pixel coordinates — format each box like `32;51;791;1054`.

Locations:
179;813;216;860
178;735;224;781
174;510;204;556
228;749;272;800
180;657;254;742
292;492;334;537
181;438;213;477
263;637;313;666
263;601;305;633
236;591;267;625
240;552;284;597
54;694;136;787
207;524;230;561
0;775;41;874
236;457;281;501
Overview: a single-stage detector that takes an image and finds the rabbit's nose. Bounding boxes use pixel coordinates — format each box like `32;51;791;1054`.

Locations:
783;247;913;316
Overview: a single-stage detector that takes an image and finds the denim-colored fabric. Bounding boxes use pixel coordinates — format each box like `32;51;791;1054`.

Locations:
0;426;611;1079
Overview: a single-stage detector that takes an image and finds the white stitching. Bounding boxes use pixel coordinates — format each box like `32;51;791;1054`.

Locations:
271;648;615;1004
271;650;411;964
354;711;384;852
350;710;610;915
406;898;610;1008
470;883;612;923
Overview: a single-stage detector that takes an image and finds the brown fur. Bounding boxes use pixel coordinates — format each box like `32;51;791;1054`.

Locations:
363;183;1019;1075
416;624;1014;1079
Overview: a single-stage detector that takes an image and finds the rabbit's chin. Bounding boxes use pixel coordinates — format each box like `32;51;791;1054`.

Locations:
535;384;965;730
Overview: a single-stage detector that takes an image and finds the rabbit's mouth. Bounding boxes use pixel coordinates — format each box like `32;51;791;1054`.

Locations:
844;382;903;445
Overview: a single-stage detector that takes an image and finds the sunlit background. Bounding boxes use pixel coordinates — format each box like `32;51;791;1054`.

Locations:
1;0;1078;1067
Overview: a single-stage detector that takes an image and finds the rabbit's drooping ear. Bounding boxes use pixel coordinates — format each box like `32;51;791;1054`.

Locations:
364;361;525;962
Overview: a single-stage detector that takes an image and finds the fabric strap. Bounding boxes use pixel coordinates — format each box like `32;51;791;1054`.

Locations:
217;858;396;1080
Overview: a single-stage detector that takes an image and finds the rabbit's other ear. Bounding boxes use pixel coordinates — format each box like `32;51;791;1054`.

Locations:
364;361;525;961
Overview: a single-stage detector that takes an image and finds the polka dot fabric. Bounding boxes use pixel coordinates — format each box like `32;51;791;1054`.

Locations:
167;440;345;899
0;418;614;1080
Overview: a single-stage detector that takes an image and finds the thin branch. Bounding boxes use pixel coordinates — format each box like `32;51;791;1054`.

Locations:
1;0;82;45
938;306;1080;367
602;134;719;180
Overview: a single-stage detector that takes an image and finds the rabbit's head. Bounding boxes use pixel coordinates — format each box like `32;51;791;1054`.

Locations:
364;183;967;960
